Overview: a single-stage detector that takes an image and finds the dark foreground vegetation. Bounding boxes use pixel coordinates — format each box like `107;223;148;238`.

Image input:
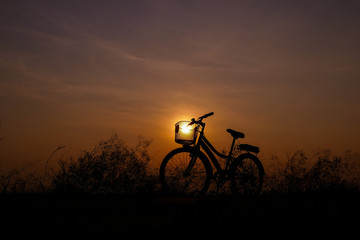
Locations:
1;192;359;238
1;134;359;237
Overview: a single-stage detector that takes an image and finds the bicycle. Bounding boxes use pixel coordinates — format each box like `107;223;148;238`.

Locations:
159;112;264;196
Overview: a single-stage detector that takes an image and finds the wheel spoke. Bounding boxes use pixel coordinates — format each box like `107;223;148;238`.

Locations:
160;148;211;195
231;155;263;195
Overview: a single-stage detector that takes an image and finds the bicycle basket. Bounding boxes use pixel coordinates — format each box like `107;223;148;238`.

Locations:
175;121;198;145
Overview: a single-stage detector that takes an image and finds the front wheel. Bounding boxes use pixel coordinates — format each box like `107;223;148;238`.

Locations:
230;153;264;195
159;147;212;196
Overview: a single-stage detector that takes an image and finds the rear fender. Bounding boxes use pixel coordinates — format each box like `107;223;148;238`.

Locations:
232;153;265;176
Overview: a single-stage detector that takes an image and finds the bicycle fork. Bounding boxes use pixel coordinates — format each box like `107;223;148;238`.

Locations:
183;150;198;177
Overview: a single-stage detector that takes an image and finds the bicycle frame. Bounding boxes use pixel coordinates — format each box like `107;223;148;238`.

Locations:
185;122;237;175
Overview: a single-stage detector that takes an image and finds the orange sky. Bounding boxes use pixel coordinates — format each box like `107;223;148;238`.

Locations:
1;1;360;172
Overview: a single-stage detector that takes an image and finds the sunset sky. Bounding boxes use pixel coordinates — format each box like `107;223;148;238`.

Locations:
1;0;360;171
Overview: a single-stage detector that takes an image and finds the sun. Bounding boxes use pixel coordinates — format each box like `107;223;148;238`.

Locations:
181;124;193;134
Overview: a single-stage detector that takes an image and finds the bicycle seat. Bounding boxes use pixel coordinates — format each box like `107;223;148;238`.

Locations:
226;129;245;139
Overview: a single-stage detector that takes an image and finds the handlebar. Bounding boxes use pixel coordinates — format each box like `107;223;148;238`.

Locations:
188;112;214;126
200;112;214;119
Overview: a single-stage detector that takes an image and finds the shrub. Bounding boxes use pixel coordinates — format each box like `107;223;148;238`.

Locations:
0;163;41;194
50;134;156;194
263;150;360;194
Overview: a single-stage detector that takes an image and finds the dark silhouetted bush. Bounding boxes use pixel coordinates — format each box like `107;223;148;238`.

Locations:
50;134;156;194
263;150;360;194
0;163;41;194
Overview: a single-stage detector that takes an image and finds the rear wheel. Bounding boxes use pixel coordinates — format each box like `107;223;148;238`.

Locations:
159;148;212;196
230;153;264;195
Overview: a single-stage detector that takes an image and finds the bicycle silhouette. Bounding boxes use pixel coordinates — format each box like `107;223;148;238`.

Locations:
159;112;264;196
